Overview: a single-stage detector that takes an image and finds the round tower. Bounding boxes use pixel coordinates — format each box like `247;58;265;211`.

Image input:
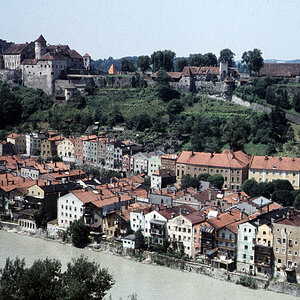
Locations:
35;34;47;60
83;53;91;70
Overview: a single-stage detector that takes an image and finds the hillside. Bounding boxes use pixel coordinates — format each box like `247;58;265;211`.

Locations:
1;80;299;157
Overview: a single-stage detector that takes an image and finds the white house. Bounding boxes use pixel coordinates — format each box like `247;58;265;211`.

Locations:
144;210;168;245
57;189;99;228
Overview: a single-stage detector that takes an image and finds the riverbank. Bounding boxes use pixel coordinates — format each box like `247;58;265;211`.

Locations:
1;223;299;298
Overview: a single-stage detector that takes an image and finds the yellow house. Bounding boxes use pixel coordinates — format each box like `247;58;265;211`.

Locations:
176;150;250;191
57;138;75;160
27;184;44;199
249;156;300;189
257;223;273;247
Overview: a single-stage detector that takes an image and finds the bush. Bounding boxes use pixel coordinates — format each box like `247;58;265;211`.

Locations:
237;276;257;289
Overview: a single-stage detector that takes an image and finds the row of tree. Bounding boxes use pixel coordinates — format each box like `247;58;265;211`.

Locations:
0;255;114;300
95;48;264;74
241;178;300;208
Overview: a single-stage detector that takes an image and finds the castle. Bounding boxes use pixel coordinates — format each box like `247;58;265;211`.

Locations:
0;35;91;95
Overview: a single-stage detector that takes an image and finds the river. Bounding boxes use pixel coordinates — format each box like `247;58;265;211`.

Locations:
0;230;297;300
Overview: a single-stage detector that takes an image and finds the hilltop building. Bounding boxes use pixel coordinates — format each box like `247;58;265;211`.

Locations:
1;35;91;95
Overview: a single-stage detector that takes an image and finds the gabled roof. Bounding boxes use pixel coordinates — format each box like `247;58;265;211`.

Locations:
83;53;90;57
7;133;21;139
249;155;300;172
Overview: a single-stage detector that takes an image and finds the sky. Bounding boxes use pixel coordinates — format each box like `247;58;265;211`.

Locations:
1;0;300;61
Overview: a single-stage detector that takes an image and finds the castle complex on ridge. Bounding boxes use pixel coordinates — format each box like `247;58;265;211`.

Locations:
0;35;91;95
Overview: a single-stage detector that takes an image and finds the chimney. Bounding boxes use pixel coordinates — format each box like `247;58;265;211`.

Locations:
208;190;212;201
237;192;241;202
240;211;243;220
191;151;194;156
54;162;57;168
271;218;275;224
118;196;121;202
229;210;232;215
267;204;269;213
287;211;291;220
210;152;214;158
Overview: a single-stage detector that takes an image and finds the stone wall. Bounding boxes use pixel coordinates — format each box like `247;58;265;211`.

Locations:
195;81;226;94
231;95;300;124
23;73;52;94
0;69;21;84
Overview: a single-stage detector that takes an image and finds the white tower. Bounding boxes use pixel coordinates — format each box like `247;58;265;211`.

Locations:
35;35;47;60
83;53;91;70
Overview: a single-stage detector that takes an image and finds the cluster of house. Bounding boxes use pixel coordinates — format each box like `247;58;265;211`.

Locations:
2;132;299;192
0;142;299;281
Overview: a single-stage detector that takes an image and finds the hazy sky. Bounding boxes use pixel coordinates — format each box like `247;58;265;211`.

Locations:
1;0;300;61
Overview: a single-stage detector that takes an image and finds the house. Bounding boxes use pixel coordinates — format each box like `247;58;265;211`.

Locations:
25;133;46;156
57;138;75;162
249;155;300;189
147;154;163;177
130;205;152;232
41;135;63;158
176;150;251;191
122;234;136;251
7;133;26;154
144;209;168;245
237;207;289;276
151;169;176;190
130;151;164;174
167;208;205;257
160;154;178;172
273;210;300;282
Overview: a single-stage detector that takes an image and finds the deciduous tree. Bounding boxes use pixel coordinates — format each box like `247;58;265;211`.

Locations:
219;48;235;67
242;49;264;75
137;55;151;73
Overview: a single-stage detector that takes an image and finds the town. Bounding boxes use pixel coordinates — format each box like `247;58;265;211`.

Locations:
0;128;299;284
0;33;300;295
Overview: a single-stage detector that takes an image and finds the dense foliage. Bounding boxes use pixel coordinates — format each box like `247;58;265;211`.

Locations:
0;78;298;156
0;256;114;300
181;174;224;190
241;178;299;207
67;219;90;248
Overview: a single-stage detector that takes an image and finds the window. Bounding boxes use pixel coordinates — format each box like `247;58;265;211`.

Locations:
250;256;253;261
277;238;281;244
282;248;286;254
243;254;246;259
275;247;279;253
245;245;248;250
244;236;248;241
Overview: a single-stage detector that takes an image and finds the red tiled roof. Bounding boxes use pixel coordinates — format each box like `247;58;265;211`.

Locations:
184;211;206;225
152;71;182;80
250;155;300;172
208;209;247;230
83;53;90;57
22;59;37;65
258;63;300;77
177;150;250;169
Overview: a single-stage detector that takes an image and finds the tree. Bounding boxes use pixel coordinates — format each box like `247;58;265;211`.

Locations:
175;58;188;72
203;52;218;66
167;99;184;116
241;178;260;197
188;54;205;67
67;219;90;248
134;229;145;249
151;50;176;72
292;91;300;112
242;49;264;75
272;179;294;192
155;68;172;85
137;55;150;73
181;174;201;190
0;256;114;300
222;116;250;150
120;58;136;72
208;174;224;190
63;256;115;300
293;194;300;210
272;190;294;207
219;48;235;67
